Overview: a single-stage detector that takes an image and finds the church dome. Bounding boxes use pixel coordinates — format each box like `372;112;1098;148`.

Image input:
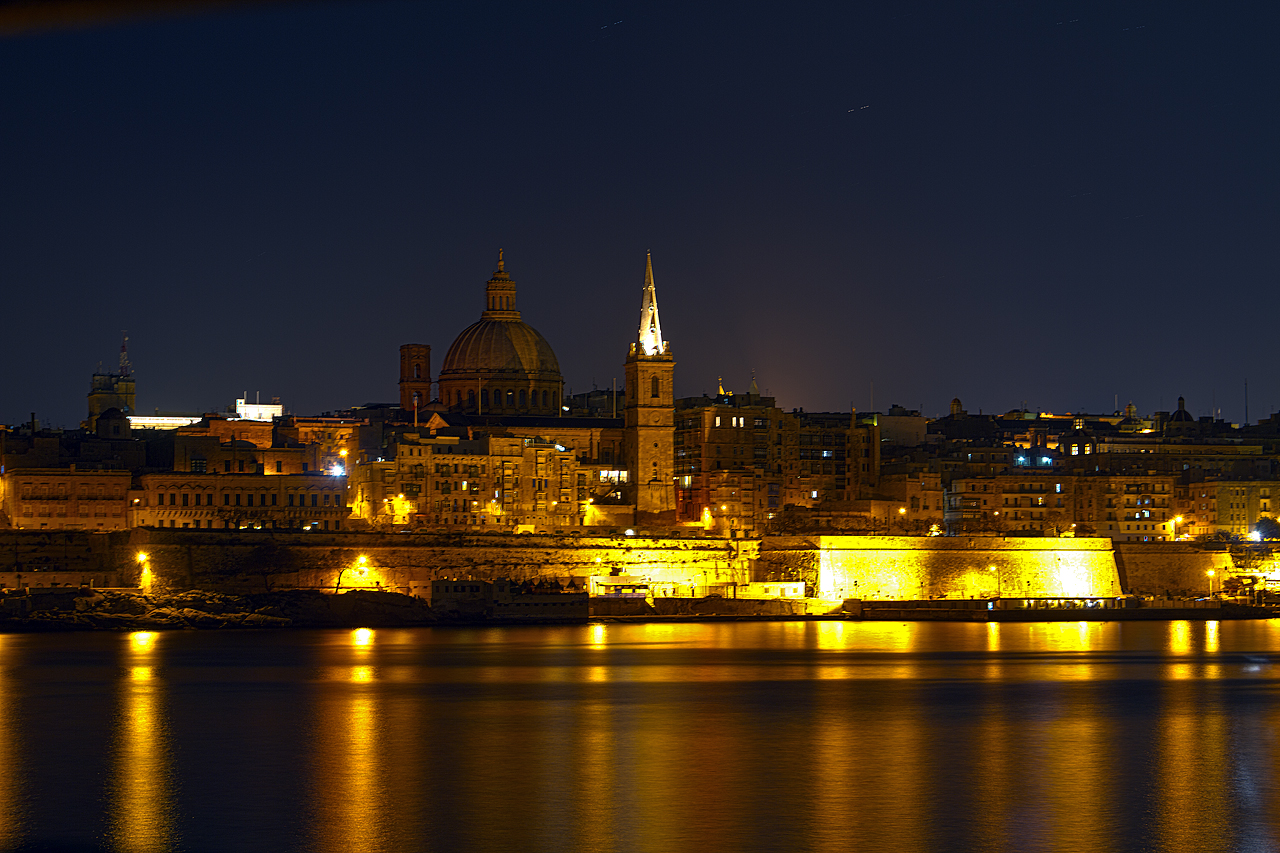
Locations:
436;253;564;415
440;318;561;378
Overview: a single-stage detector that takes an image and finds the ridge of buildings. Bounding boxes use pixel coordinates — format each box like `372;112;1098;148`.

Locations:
7;260;1280;544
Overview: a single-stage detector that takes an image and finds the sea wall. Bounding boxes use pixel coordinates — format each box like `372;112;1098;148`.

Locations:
1113;543;1233;596
98;529;759;594
760;536;1122;600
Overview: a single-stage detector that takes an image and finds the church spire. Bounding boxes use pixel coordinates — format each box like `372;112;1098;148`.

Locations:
637;251;665;356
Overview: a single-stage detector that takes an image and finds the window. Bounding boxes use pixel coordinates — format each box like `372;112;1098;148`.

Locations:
276;461;283;473
224;494;230;506
651;376;659;398
519;390;527;408
224;460;232;473
181;493;188;507
311;494;318;507
288;494;294;506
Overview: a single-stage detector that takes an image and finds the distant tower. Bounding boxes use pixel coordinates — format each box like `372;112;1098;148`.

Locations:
624;252;676;523
87;333;137;430
399;344;432;413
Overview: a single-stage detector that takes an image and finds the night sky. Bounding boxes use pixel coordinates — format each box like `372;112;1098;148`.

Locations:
3;1;1278;429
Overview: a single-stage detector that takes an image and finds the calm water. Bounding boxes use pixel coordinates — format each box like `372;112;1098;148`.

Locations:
0;620;1278;852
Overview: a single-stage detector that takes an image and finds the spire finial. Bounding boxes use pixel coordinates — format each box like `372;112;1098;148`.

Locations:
497;248;504;272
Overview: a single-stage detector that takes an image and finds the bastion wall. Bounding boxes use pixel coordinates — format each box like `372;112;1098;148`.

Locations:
761;536;1123;600
1113;543;1233;596
0;530;1219;601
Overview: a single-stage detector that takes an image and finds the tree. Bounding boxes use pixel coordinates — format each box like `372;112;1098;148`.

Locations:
1254;517;1280;541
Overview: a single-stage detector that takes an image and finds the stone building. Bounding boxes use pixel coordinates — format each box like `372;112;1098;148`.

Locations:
378;252;678;529
944;472;1179;540
130;472;349;530
436;252;563;416
0;469;132;530
1177;480;1280;538
348;431;584;530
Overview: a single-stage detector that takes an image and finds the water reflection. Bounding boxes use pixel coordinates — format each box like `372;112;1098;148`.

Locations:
0;637;22;848
106;631;176;853
309;629;387;853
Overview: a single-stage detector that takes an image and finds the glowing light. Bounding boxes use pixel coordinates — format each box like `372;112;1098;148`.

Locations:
352;628;374;647
339;449;348;457
131;632;157;651
720;505;727;511
624;529;635;536
898;507;907;515
349;666;374;683
136;553;149;564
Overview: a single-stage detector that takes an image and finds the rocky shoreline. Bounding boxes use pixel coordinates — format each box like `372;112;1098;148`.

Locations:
0;588;442;632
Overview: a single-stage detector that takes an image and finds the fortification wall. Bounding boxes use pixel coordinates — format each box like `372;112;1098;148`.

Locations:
121;530;757;594
761;536;1122;600
1113;543;1233;596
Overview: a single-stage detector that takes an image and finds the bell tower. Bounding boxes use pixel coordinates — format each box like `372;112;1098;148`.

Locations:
624;252;676;523
399;343;432;413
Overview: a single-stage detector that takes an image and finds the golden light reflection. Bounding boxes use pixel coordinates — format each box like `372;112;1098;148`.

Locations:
311;675;385;851
590;623;607;649
107;635;175;853
0;638;22;849
351;628;374;647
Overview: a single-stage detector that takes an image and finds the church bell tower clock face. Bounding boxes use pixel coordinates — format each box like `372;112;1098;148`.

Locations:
624;253;676;519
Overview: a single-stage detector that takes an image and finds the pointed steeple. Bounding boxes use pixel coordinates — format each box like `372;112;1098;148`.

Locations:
637;251;665;356
748;371;759;396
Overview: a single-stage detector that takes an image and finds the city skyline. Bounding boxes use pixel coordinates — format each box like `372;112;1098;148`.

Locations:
4;1;1278;427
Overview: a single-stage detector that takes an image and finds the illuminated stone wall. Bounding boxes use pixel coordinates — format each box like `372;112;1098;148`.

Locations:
1113;542;1233;596
117;530;758;594
762;536;1121;600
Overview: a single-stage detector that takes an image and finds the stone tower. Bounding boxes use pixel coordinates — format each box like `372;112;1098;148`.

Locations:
399;344;432;413
624;252;676;523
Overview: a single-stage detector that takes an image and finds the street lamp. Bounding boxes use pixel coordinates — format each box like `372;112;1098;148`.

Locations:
136;552;152;594
1172;515;1184;540
1207;569;1216;598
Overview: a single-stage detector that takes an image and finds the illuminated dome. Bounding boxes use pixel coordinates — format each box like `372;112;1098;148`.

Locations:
437;253;563;415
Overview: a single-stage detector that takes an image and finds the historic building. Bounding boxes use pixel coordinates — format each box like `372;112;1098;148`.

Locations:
436;252;564;416
376;252;678;530
130;472;349;530
624;253;676;524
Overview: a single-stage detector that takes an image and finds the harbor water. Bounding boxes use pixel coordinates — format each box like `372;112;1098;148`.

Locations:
0;620;1277;852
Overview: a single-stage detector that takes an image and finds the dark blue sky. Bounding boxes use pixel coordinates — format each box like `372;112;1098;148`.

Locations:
3;0;1278;428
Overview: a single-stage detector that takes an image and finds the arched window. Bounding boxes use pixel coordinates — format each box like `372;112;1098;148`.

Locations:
467;390;476;409
413;363;421;379
506;389;515;406
481;389;489;408
651;376;660;398
541;390;548;408
519;389;527;408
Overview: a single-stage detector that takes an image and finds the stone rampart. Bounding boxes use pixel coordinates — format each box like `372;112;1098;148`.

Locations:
761;535;1121;600
1113;543;1233;596
120;529;758;594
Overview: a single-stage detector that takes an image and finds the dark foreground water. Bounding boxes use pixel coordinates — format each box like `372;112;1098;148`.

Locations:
1;620;1279;853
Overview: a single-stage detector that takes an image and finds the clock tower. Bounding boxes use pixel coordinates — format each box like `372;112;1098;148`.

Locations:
624;253;677;523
